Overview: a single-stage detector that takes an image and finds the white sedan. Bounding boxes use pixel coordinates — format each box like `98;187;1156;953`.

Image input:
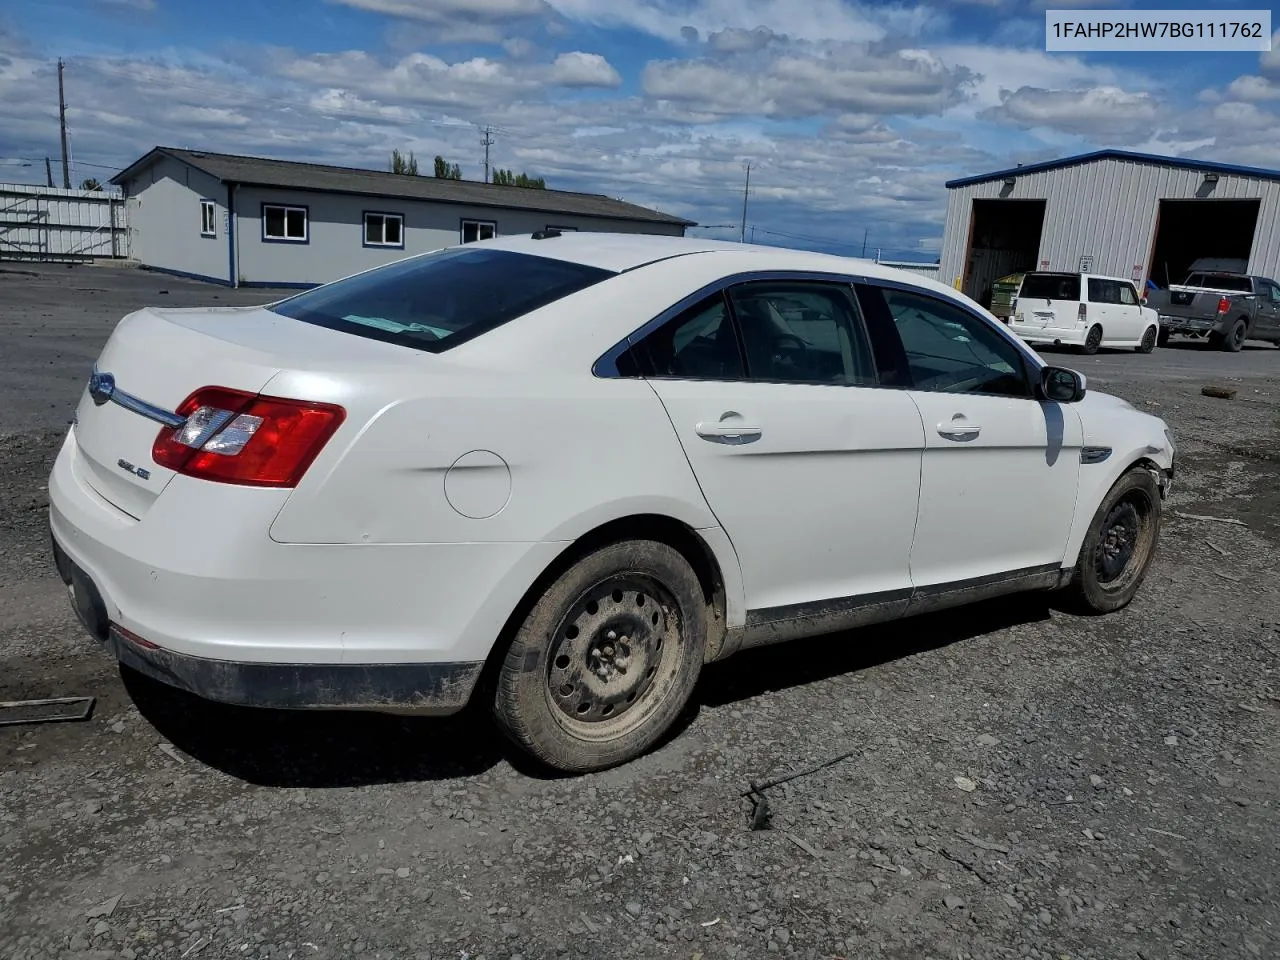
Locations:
49;233;1176;772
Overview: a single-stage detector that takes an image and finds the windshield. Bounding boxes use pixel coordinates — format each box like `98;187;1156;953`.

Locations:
268;247;616;353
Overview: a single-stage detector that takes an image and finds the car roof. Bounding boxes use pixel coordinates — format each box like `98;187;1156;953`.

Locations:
1023;271;1135;283
472;231;952;290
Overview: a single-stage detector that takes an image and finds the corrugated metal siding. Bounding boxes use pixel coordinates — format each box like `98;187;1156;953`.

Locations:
0;183;128;260
939;157;1280;289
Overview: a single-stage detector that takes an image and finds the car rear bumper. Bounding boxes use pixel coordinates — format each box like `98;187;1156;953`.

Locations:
1158;314;1220;334
1008;321;1088;345
48;429;565;713
51;539;483;713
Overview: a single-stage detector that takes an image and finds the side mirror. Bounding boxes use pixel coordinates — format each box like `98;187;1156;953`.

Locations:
1140;296;1148;306
1040;366;1086;403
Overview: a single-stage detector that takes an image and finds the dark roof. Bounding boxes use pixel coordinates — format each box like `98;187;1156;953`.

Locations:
945;148;1280;189
111;146;695;227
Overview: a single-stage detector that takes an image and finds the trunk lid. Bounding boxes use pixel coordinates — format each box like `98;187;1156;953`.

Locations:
71;304;402;518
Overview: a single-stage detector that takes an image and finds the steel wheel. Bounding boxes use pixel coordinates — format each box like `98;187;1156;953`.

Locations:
492;539;708;772
545;574;684;742
1067;467;1161;614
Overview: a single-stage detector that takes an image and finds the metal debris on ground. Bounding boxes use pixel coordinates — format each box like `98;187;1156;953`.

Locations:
742;746;864;830
1201;385;1237;399
1174;512;1247;527
0;696;95;727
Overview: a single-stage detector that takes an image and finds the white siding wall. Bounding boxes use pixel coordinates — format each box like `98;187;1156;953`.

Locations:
232;186;686;286
939;157;1280;291
0;183;127;259
124;156;228;282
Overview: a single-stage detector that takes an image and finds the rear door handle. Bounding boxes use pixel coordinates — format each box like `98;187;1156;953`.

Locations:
696;421;762;444
937;423;981;441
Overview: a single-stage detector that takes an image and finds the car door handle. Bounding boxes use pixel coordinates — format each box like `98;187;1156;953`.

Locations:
696;421;762;443
937;423;981;441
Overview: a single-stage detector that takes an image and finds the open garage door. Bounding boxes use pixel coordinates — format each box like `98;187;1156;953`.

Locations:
963;199;1046;308
1147;199;1260;288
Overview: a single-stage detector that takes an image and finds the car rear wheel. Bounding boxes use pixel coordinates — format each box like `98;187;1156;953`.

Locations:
492;540;707;772
1080;324;1103;355
1219;317;1248;352
1065;466;1162;614
1137;326;1157;354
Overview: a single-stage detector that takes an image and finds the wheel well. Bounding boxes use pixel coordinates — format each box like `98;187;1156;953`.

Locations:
473;515;730;705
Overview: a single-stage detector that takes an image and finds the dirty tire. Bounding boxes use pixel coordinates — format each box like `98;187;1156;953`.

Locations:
1221;317;1247;353
1157;328;1171;348
493;540;707;773
1080;324;1103;355
1065;466;1162;615
1137;326;1157;354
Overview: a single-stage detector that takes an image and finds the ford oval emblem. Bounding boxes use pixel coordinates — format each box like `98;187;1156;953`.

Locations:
88;371;115;406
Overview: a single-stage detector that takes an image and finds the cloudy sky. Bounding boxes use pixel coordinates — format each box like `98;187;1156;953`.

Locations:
1;0;1277;259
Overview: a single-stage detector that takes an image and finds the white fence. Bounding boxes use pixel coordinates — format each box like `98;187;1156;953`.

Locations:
0;183;128;261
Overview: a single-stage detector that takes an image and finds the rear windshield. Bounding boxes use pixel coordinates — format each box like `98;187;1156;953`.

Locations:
1183;273;1251;292
268;247;616;353
1019;273;1080;300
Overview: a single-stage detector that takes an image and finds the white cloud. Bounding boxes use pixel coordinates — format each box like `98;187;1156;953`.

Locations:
642;41;974;120
547;51;621;87
1262;31;1280;74
1226;74;1280;102
331;0;554;42
979;85;1159;140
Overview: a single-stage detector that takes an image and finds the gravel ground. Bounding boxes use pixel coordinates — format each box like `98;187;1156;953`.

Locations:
2;263;1278;960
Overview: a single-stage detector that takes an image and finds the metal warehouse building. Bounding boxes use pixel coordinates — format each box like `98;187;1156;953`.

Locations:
110;146;694;288
938;149;1280;309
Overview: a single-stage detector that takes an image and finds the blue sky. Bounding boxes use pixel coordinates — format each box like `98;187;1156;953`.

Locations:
1;0;1276;259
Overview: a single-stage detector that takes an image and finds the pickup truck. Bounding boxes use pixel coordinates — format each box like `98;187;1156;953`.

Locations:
1146;270;1280;352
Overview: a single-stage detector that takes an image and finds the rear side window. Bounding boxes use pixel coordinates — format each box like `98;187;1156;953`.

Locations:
1020;274;1080;301
268;248;615;353
1202;274;1252;292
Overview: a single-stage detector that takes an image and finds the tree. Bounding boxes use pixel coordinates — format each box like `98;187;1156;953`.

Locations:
492;168;546;189
390;149;419;176
79;178;102;191
433;155;462;179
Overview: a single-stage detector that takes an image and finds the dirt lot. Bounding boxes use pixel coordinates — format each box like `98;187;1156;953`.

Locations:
2;263;1279;960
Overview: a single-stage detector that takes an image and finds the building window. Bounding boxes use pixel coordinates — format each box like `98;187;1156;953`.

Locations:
263;203;308;243
363;212;404;248
460;219;497;244
200;199;216;238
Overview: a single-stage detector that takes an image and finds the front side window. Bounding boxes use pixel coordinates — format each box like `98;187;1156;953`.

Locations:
1118;282;1138;305
268;247;614;354
858;284;1032;397
1268;281;1280;303
363;212;404;248
263;204;307;242
200;199;216;237
629;293;744;380
727;281;875;385
461;219;497;243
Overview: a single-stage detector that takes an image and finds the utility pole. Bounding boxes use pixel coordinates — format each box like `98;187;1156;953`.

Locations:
45;157;54;187
861;227;868;258
57;58;71;189
480;125;495;184
749;225;756;243
739;161;751;243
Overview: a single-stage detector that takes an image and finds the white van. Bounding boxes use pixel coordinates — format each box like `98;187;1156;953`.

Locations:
1008;272;1161;355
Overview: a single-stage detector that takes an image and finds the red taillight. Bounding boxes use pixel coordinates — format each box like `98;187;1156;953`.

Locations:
1217;297;1230;314
152;386;345;487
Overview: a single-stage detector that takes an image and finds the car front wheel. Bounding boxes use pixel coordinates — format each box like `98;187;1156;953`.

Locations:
493;540;707;772
1137;326;1157;354
1065;466;1162;614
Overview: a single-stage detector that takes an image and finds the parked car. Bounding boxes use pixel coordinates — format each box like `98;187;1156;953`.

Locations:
49;234;1176;772
1007;271;1161;355
1145;269;1280;352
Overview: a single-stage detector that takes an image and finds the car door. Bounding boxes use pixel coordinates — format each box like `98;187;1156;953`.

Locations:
1084;276;1118;342
853;281;1084;591
1116;280;1147;341
630;279;925;619
1255;279;1280;339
